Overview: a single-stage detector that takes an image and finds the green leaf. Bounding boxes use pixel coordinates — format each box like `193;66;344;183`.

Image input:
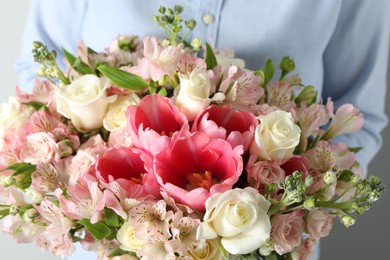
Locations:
23;101;46;111
97;65;149;91
338;169;355;182
104;208;120;227
78;219;112;240
205;42;218;70
264;58;274;86
62;47;95;75
348;146;363;153
158;87;168;96
109;247;132;257
6;162;35;173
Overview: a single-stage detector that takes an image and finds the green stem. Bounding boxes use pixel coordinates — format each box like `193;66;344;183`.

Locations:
268;198;291;216
315;200;352;210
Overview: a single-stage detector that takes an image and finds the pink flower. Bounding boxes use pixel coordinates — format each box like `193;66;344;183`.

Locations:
108;128;132;148
271;210;305;255
94;147;160;198
246;155;285;191
22;132;58;164
266;81;295;111
137;37;182;81
323;104;364;139
306;209;335;242
281;156;310;176
126;94;189;155
192;104;257;151
291;238;315;260
16;79;57;112
331;142;356;170
219;66;264;111
296;102;331;138
68;135;107;184
154;132;243;211
305;141;336;173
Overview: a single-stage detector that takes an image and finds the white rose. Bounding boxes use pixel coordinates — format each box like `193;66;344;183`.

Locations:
176;69;224;121
103;94;140;131
189;239;223;260
0;97;32;150
197;187;271;255
117;221;145;252
56;75;117;132
250;110;301;162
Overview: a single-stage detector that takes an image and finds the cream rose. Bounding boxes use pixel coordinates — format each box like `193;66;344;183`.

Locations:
250;110;301;161
215;54;245;72
56;75;117;132
197;187;271;255
176;69;224;121
189;239;223;260
117;221;145;252
103;94;140;131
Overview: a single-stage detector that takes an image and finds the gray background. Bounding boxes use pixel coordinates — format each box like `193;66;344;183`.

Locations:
0;2;389;259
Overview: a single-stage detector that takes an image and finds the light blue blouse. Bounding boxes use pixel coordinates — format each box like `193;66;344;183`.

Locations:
16;0;390;259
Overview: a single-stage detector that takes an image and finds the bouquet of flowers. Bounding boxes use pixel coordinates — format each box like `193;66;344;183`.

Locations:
0;5;385;260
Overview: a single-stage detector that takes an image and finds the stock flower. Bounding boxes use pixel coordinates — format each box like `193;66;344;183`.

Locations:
126;94;189;155
154;132;243;211
56;75;117;132
192;104;257;151
250;110;301;162
175;68;223;121
94;147;160;198
271;210;305;255
103;94;140;131
197;187;271;255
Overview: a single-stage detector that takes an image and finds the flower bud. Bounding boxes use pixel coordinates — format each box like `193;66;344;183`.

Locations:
0;175;15;187
191;38;202;51
266;183;277;193
9;205;20;216
37;66;47;77
259;238;275;256
323;171;337;185
295;85;317;106
26;189;44;204
305;175;315;187
304;197;316;210
23;208;38;223
341;214;355;228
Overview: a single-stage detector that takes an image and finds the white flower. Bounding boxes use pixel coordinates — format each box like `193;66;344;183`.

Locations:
250;110;301;161
103;94;140;131
0;97;32;150
215;54;245;71
56;75;117;132
175;69;224;121
117;221;145;252
197;187;271;255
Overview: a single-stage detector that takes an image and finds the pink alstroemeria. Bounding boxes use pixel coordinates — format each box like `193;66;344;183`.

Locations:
323;104;364;140
34;199;75;256
16;79;57;112
192;105;257;151
57;174;107;223
126;94;189;155
154;132;243;211
137;37;182;81
219;66;264;112
266;81;295;111
94;147;160;198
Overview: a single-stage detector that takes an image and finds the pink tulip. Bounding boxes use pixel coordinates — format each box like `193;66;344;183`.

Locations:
154;132;243;211
126;94;189;155
192;104;257;151
94;147;160;198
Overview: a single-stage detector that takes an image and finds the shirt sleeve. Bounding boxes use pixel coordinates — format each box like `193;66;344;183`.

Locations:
15;0;88;92
321;0;390;172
